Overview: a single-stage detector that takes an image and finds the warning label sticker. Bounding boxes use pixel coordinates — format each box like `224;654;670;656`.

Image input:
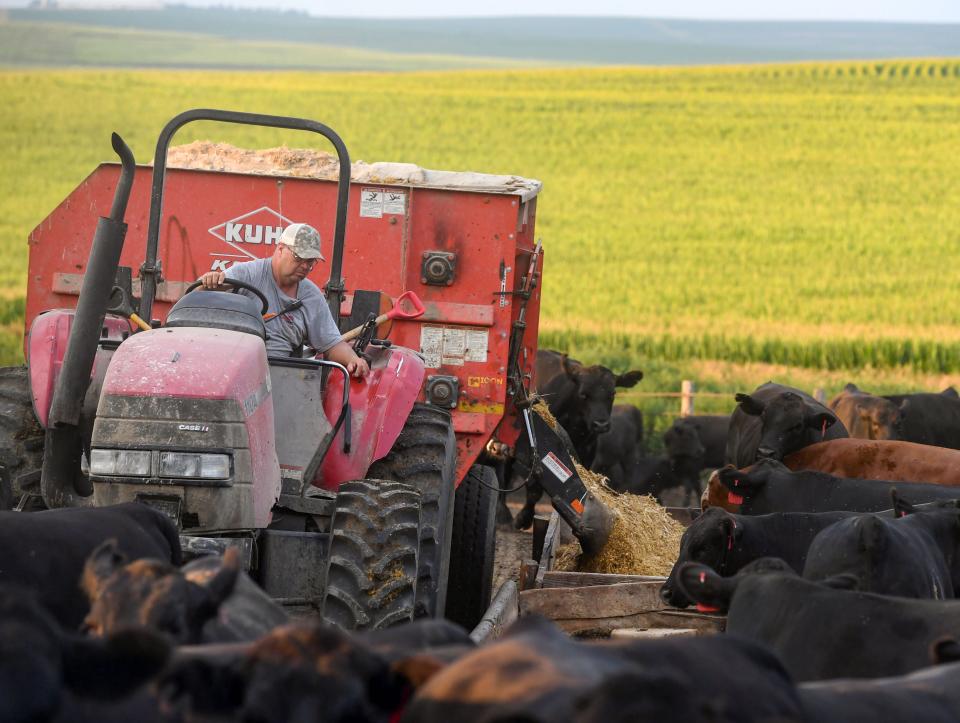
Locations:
465;329;488;362
420;327;443;368
360;188;383;218
441;328;466;366
420;326;490;369
541;452;572;482
383;191;407;215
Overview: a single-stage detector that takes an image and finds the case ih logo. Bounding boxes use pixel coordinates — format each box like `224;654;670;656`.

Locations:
207;206;294;268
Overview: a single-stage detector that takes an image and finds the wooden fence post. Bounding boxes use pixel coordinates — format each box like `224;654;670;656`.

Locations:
680;380;695;417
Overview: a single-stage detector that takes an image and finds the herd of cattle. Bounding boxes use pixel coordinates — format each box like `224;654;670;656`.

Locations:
5;349;960;721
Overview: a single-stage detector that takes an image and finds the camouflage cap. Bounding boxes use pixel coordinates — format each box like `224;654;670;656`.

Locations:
278;223;324;260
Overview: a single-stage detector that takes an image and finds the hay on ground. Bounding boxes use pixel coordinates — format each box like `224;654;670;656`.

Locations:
531;400;684;576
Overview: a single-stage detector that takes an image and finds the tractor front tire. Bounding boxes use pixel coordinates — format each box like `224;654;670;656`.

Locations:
367;403;456;619
0;366;44;510
445;464;498;629
321;480;421;631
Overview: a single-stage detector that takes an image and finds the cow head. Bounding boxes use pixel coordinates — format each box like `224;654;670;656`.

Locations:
675;558;795;615
239;623;404;723
857;398;902;440
0;583;170;722
716;459;789;510
660;507;743;608
672;562;738;614
82;541;240;644
663;419;706;461
735;391;839;460
553;357;643;436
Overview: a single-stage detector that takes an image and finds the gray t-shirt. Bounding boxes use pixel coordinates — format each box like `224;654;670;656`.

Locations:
226;258;341;357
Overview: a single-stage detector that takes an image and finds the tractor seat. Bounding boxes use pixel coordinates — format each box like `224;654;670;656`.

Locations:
166;290;266;339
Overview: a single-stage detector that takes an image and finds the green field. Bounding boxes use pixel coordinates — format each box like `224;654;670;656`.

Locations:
0;19;537;72
1;61;959;405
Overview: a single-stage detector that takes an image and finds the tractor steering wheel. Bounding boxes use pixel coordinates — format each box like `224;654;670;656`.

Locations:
183;278;270;316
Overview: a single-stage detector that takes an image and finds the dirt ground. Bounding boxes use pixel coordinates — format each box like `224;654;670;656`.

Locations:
491;500;565;593
493;524;533;594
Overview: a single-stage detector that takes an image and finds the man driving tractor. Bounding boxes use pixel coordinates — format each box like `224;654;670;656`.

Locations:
199;222;369;377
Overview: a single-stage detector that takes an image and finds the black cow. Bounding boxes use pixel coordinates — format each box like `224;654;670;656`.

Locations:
161;618;472;723
0;583;170;723
714;458;960;515
660;506;858;607
402;614;804;722
885;387;960;449
623;454;677;501
0;503;181;630
663;414;730;504
799;654;960;723
82;543;289;644
675;558;960;681
726;382;847;468
534;351;643;467
803;503;960;599
513;351;642;530
592;404;643;492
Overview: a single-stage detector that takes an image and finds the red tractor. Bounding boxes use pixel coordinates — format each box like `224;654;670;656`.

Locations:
7;110;606;630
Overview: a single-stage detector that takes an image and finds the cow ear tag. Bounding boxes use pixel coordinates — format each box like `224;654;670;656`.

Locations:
727;478;744;506
695;571;720;612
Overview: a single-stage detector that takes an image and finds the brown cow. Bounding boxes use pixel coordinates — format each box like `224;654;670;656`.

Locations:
702;438;960;512
829;384;903;441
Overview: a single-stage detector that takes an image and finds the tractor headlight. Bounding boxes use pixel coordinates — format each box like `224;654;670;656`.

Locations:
159;452;231;480
89;449;152;477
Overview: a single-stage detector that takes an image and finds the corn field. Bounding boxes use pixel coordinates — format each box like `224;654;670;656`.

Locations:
1;59;959;378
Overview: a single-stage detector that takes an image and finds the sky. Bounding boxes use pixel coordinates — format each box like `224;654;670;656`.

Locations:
8;0;960;22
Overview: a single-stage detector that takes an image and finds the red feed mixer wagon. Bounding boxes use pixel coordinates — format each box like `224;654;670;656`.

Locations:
9;110;607;630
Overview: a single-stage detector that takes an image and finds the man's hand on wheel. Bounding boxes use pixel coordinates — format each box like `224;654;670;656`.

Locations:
199;271;226;289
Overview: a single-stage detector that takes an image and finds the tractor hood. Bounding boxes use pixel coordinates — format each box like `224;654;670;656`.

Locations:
102;327;269;403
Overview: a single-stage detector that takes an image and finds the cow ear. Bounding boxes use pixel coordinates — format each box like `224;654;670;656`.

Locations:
890;488;915;518
201;547;241;609
843;383;860;393
857;515;885;554
60;627;171;698
931;637;960;665
82;539;127;599
561;354;579;379
734;393;764;416
674;563;736;613
820;573;860;591
722;513;743;541
614;370;643;389
806;409;839;431
717;465;764;494
941;386;959;399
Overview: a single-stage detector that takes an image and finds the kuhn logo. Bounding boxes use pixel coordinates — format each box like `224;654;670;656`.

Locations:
208;207;295;267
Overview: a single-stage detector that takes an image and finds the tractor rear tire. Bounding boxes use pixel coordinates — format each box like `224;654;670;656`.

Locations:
0;366;44;510
366;403;456;619
445;464;498;629
321;480;421;631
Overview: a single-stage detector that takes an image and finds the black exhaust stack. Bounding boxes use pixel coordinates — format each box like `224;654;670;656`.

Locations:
41;133;136;509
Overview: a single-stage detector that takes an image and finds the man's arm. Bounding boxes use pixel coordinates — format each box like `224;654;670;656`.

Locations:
325;341;370;378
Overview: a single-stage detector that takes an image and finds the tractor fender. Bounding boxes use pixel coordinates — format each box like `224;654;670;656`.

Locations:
26;309;132;428
317;346;425;491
